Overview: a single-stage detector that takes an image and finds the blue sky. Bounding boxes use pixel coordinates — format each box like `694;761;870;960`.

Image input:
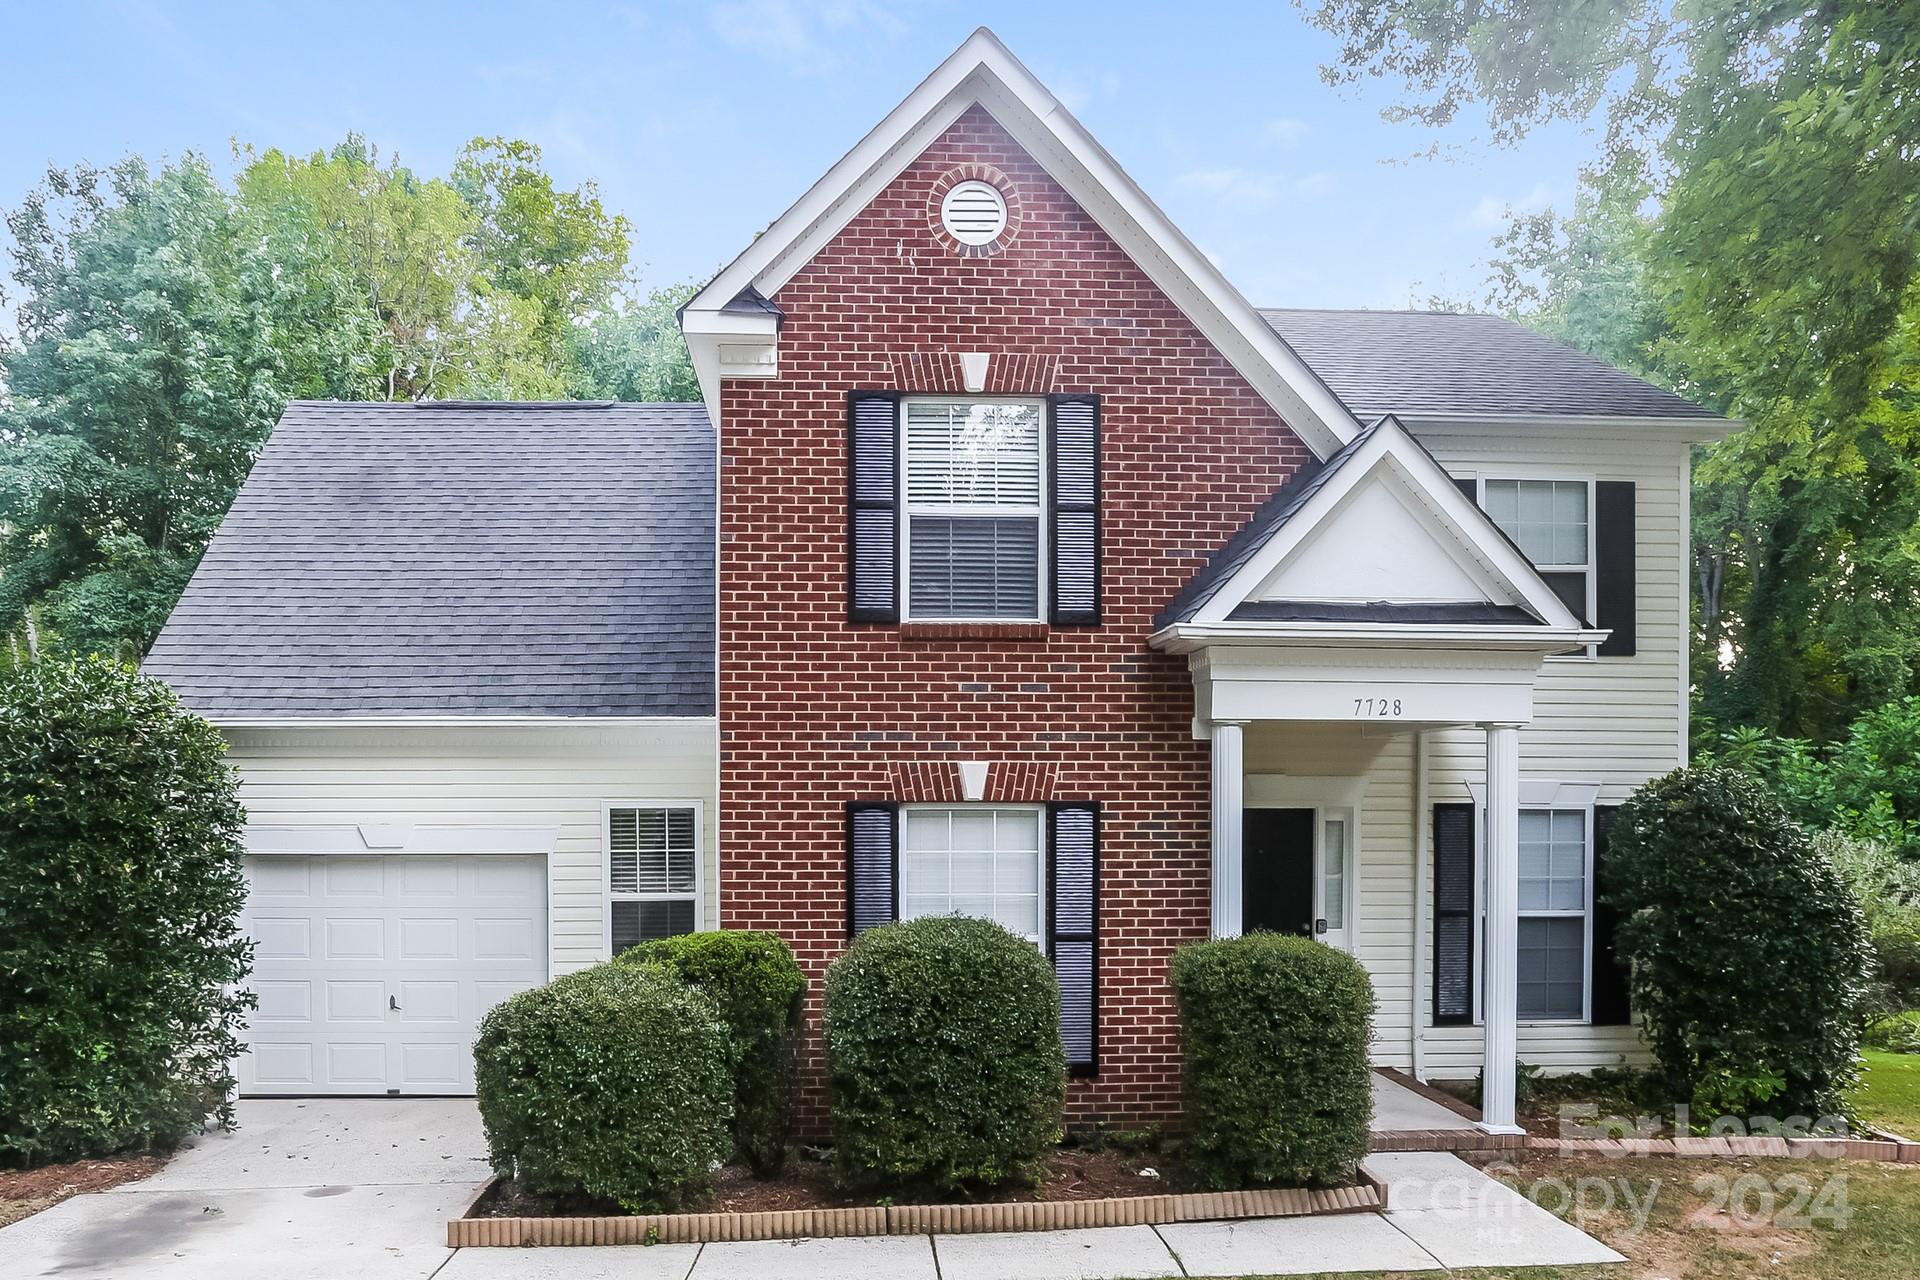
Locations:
0;1;1600;310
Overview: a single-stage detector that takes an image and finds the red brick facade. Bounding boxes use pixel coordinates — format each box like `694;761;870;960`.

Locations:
717;105;1313;1129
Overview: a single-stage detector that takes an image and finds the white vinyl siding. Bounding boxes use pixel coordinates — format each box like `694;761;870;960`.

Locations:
221;721;718;979
902;399;1044;620
900;805;1045;944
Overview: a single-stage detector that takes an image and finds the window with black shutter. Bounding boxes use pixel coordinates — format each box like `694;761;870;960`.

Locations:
847;392;902;623
1593;482;1636;656
1047;395;1101;626
845;801;900;936
843;800;1100;1072
1432;802;1476;1026
1589;804;1632;1024
1048;802;1100;1075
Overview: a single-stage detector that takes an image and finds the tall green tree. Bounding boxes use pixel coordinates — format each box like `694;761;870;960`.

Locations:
567;283;700;403
0;157;302;658
3;135;687;662
1302;1;1920;741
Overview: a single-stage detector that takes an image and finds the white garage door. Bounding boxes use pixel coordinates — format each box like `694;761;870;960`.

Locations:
239;854;547;1095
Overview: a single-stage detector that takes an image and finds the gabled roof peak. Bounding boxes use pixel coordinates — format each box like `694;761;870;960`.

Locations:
679;27;1360;455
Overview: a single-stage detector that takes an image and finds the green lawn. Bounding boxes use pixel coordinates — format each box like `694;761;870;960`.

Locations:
1212;1153;1920;1280
1853;1050;1920;1137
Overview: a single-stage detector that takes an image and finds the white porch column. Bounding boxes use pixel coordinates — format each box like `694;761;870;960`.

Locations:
1209;719;1247;939
1480;721;1525;1135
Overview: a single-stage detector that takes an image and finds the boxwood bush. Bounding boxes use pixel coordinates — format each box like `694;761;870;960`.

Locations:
473;961;732;1212
1605;766;1874;1118
618;930;807;1174
0;658;252;1165
1171;933;1375;1189
824;916;1065;1192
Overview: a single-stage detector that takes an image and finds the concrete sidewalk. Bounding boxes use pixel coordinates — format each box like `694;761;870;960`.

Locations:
434;1152;1624;1280
0;1102;1622;1279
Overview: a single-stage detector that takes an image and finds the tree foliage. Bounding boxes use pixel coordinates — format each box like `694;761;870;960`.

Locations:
0;657;251;1164
1303;2;1920;741
1;137;697;662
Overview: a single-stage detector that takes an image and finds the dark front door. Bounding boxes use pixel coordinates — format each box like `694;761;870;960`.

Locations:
1244;807;1315;937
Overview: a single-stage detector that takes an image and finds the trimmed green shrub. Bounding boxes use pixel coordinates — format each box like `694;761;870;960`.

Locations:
618;930;807;1174
473;962;732;1212
1171;933;1375;1189
1606;766;1874;1118
825;916;1065;1192
0;658;252;1165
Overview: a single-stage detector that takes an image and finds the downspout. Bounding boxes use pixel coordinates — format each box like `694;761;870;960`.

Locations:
1411;727;1429;1081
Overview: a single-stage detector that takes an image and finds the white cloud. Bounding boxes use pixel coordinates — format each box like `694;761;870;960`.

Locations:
1265;117;1310;148
708;0;906;72
1466;181;1558;230
1292;171;1336;198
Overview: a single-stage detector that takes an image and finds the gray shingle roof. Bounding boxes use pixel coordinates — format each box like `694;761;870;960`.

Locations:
1261;309;1718;422
145;401;714;719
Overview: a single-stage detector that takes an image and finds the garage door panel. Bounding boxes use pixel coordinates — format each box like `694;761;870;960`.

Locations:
241;853;547;1096
324;857;385;896
398;916;460;959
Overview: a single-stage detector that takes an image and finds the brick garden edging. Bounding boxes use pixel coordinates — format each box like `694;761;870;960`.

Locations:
447;1170;1389;1248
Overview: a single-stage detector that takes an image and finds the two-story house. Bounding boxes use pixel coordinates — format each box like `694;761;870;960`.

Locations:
145;29;1734;1137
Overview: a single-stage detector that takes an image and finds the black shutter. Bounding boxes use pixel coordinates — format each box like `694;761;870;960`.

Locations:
1047;395;1101;626
846;802;899;937
1048;801;1100;1076
1433;802;1476;1027
847;391;901;624
1594;481;1636;656
1453;474;1477;503
1589;804;1632;1025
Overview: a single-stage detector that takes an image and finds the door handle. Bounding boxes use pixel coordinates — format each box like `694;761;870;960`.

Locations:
389;995;400;1012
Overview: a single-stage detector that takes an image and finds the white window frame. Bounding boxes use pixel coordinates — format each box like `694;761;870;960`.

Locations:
897;803;1048;949
602;799;705;956
1475;473;1597;660
1467;779;1598;1027
899;397;1048;624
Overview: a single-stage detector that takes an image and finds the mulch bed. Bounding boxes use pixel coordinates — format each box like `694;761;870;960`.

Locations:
0;1155;166;1228
474;1146;1170;1219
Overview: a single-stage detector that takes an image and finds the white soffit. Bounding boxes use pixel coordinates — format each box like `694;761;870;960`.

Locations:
679;27;1359;457
1192;417;1589;631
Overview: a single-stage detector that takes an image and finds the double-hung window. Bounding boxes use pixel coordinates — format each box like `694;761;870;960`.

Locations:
1482;478;1593;626
902;399;1044;620
899;805;1045;945
607;805;700;953
1516;807;1590;1022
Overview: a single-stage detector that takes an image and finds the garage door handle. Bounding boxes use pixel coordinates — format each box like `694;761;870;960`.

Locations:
389;995;400;1011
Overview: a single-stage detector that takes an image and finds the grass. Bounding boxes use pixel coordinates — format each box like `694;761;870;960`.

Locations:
1200;1151;1920;1280
1853;1050;1920;1137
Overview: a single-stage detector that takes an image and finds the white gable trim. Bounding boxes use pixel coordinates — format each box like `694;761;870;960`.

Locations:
679;28;1358;456
1182;417;1593;635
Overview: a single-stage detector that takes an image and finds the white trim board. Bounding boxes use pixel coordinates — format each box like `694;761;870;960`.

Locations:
678;27;1358;456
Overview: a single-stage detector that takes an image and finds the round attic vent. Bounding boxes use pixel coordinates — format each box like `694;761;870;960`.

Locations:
940;180;1009;245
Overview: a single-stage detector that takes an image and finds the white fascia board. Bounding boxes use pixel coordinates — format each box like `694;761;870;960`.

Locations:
1151;621;1605;655
1399;412;1743;442
680;27;1359;457
1187;419;1589;631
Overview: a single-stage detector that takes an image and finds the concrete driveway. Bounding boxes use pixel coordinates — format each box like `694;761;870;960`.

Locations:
0;1099;487;1280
